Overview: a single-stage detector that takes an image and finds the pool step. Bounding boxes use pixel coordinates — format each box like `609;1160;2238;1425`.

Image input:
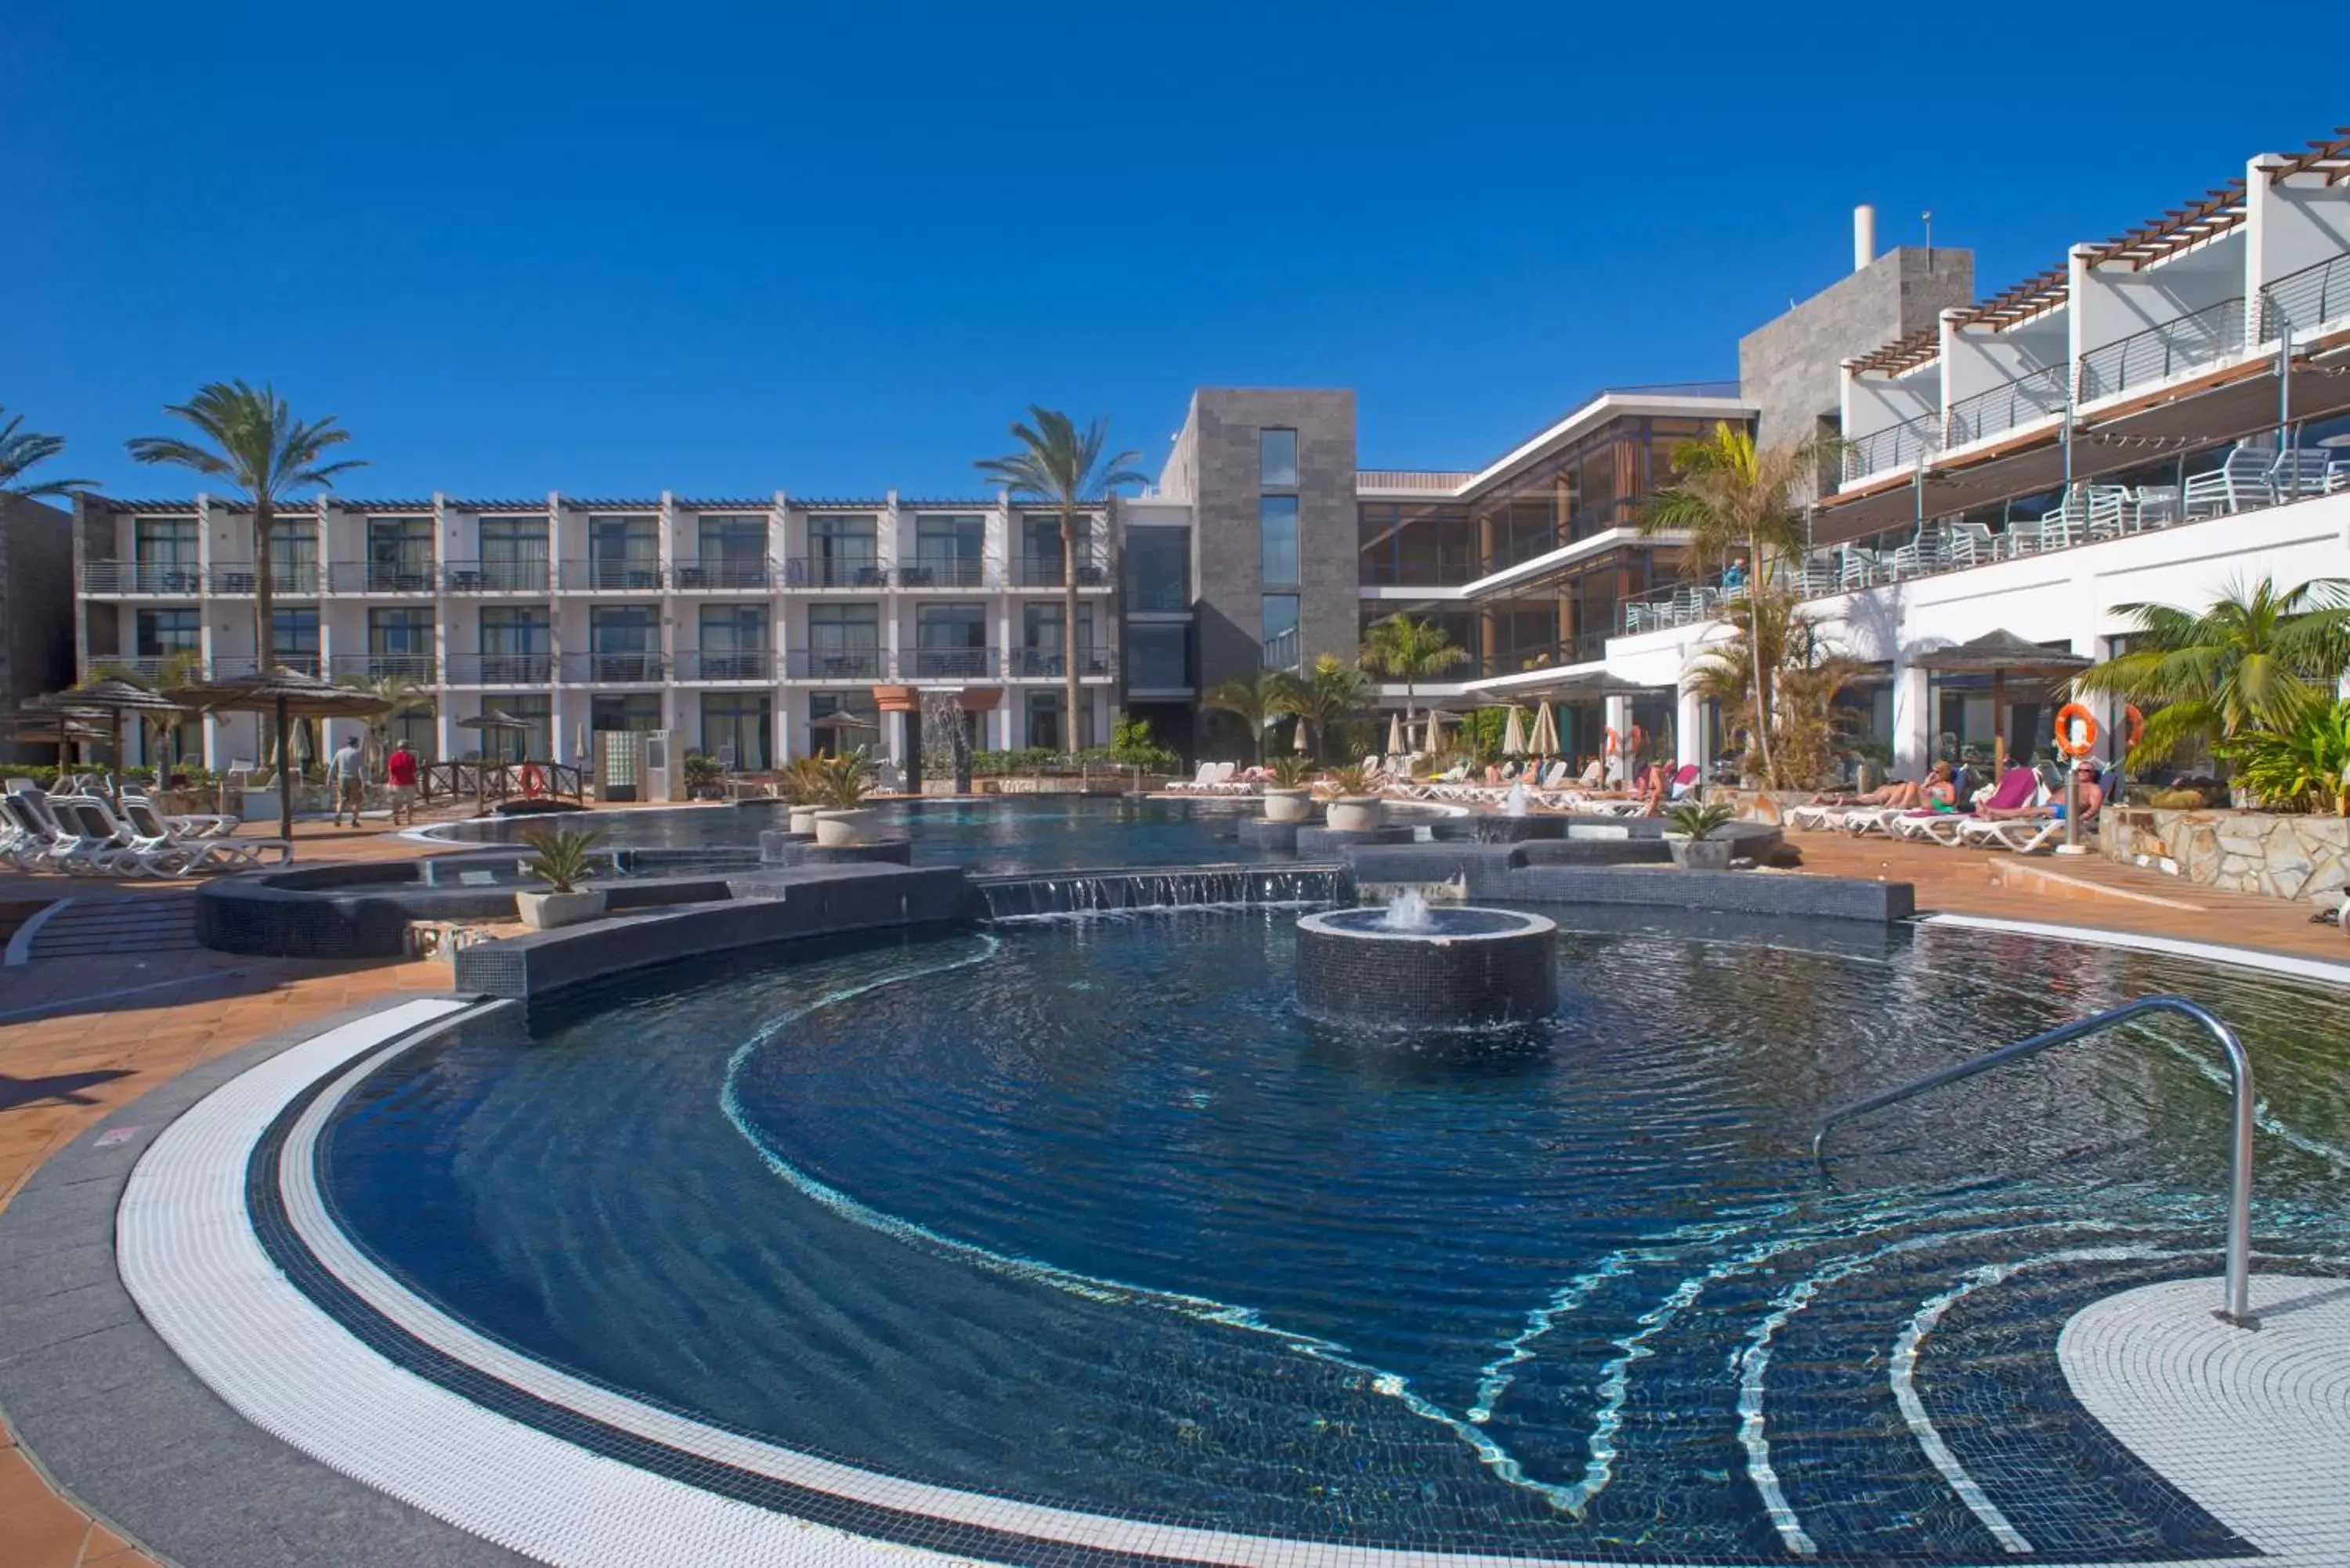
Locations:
27;894;203;959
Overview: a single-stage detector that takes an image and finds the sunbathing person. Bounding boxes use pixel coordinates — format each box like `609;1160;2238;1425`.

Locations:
1979;769;2102;822
1811;777;1928;808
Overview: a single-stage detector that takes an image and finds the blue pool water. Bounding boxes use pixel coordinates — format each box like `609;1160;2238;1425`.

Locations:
441;795;1319;872
320;912;2350;1561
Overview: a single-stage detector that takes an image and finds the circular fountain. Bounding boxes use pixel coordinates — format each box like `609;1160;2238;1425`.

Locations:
1295;891;1558;1028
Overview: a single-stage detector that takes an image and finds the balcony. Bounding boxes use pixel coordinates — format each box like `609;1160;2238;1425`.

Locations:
208;562;320;596
89;653;198;682
895;558;994;589
1126;580;1192;612
80;562;204;594
786;648;887;681
442;559;551;594
329;562;438;594
211;652;323;679
561;651;667;684
1007;648;1115;679
1261;626;1300;671
2078;297;2246;404
900;647;999;681
673;649;776;681
561;558;666;592
670;559;776;591
1012;555;1111;590
1946;363;2069;448
446;652;555;685
1842;411;1944;488
328;652;437;683
2261;251;2350;341
786;557;890;590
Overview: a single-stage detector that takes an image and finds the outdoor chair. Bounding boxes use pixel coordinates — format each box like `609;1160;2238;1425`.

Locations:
2131;486;2182;529
119;795;291;873
2268;448;2334;500
1945;522;2001;567
2182;447;2276;518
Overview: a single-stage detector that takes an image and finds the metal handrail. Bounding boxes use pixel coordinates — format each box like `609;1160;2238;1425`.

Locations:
1813;995;2256;1327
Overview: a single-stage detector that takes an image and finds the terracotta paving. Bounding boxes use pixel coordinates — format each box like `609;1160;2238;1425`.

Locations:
2;803;2345;1566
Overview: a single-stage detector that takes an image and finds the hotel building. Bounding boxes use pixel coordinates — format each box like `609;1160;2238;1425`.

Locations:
70;129;2350;783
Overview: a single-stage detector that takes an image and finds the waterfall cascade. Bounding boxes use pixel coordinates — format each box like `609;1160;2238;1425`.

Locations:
974;863;1353;920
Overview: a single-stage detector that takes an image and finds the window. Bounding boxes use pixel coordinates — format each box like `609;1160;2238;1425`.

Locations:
808;515;878;587
1025;690;1093;752
369;607;433;654
591;694;663;732
698;605;768;678
273;607;320;670
134;518;197;568
269;516;317;590
479;606;550;682
367;518;432;587
388;706;436;761
135;608;200;657
1126;623;1189;690
1260;428;1298;488
1123;527;1190;611
700;694;772;771
1022;602;1097;677
1260;494;1300;585
698;515;766;561
807;603;880;678
1261;594;1299;645
588;605;660;681
913;515;985;585
479;517;549;589
914;603;989;679
478;695;550;761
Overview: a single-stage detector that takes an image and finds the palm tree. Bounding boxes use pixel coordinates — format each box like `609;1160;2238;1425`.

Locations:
1;406;94;497
127;381;363;675
1292;654;1368;761
1358;612;1469;726
1202;670;1303;765
1686;594;1869;788
2075;576;2350;768
1637;422;1839;788
341;671;432;772
976;408;1148;757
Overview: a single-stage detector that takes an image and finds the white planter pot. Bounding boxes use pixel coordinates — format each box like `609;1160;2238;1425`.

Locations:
515;888;607;930
813;807;876;847
788;807;823;834
1263;788;1313;824
1326;797;1385;833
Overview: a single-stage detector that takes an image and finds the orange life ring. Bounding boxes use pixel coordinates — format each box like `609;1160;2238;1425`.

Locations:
519;761;549;799
2124;704;2145;749
1604;727;1620;758
2052;703;2099;760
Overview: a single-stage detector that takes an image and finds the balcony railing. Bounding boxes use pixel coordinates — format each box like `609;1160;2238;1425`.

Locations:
330;562;439;594
89;653;199;682
445;652;555;685
1126;580;1192;612
2261;251;2350;341
1945;363;2069;447
895;558;994;589
443;559;551;594
80;562;204;594
1842;410;1944;486
673;649;776;681
670;559;776;591
1261;626;1300;670
785;557;889;589
562;651;667;683
562;558;666;592
1013;555;1111;589
212;652;323;679
208;562;320;595
1355;470;1477;493
2078;296;2246;403
1007;648;1115;678
786;648;887;681
329;652;437;682
901;647;999;681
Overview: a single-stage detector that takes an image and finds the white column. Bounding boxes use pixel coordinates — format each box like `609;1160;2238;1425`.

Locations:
1893;662;1932;778
1603;693;1632;782
1676;681;1704;771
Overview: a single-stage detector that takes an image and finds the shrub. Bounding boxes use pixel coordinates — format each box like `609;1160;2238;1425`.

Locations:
2218;700;2350;815
682;753;723;796
520;825;606;894
1267;754;1313;789
1328;764;1373;797
1665;800;1736;840
812;748;875;810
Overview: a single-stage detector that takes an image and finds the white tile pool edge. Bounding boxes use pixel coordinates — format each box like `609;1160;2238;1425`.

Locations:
1916;912;2350;985
114;977;2347;1568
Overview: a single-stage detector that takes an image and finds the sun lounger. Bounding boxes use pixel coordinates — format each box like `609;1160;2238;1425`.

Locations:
119;794;292;873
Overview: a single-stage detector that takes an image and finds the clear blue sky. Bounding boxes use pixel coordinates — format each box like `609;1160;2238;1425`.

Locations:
6;2;2342;501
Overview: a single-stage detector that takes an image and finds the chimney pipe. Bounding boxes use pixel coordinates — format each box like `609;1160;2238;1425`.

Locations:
1853;204;1876;273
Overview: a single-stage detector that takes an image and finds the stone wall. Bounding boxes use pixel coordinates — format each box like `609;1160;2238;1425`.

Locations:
2100;807;2350;905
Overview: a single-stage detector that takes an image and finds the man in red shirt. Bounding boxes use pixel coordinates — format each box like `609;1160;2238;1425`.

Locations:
385;740;421;826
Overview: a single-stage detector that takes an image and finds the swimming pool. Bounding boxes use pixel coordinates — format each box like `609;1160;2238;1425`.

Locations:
312;909;2350;1563
435;795;1382;872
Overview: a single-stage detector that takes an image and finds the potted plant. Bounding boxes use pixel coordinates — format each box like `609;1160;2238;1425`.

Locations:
780;756;829;833
812;749;878;846
515;826;609;929
1263;754;1315;822
1663;800;1737;870
1324;764;1385;833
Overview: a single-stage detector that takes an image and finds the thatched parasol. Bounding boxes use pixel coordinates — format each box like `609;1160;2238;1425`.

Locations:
168;666;391;841
1911;630;2092;768
27;678;189;779
9;710;111;771
808;710;877;758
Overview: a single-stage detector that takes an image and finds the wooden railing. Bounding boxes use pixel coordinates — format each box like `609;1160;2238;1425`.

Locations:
418;759;588;804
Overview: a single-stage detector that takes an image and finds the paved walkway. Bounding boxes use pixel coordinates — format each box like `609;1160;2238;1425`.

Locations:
1;806;2345;1567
